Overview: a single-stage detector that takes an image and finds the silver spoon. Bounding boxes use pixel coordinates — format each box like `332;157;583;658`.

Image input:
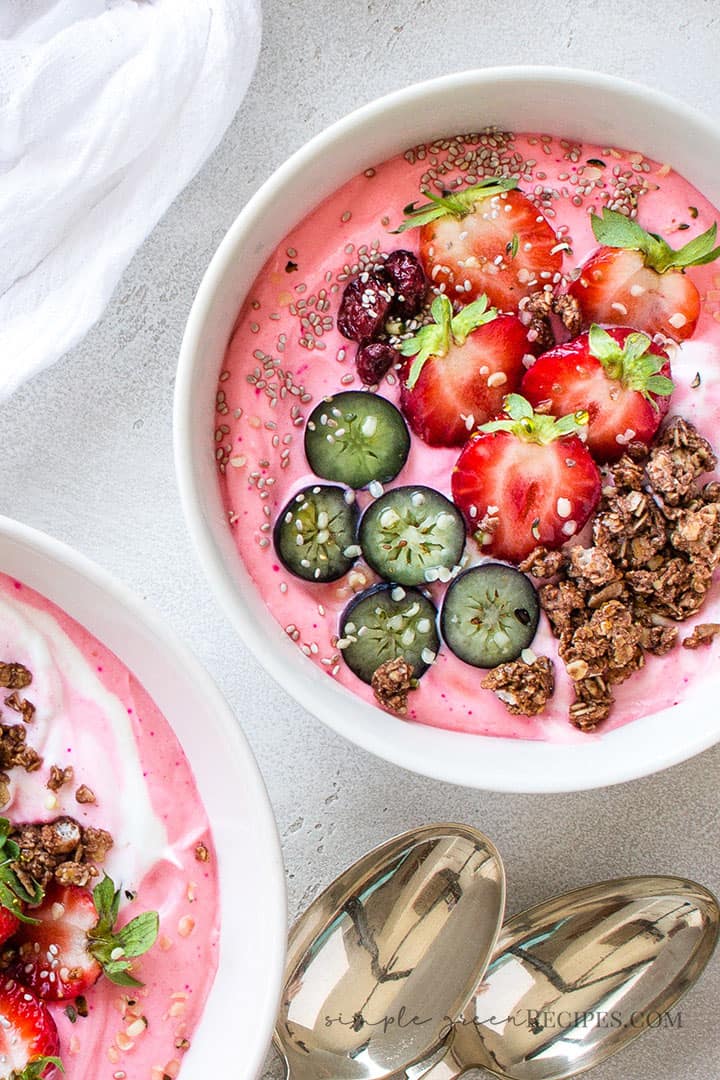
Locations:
274;823;506;1080
416;874;719;1080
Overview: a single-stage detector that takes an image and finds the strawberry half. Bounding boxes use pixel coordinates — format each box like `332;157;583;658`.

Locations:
0;978;61;1079
522;325;673;463
568;209;720;341
452;394;601;564
12;875;159;1003
395;178;563;312
398;294;529;446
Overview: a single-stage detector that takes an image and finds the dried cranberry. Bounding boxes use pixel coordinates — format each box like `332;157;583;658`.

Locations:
383;249;427;317
337;274;393;342
355;341;397;385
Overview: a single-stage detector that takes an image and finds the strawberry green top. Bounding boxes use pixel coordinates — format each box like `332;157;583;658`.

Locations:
0;573;220;1077
216;130;720;742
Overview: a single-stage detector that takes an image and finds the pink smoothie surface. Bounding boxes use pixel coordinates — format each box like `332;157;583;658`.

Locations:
217;130;720;743
0;572;220;1078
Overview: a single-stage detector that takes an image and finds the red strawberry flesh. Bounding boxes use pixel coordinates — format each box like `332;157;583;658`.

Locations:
400;313;530;447
420;188;563;312
0;978;60;1076
452;400;601;563
13;884;101;1003
0;907;20;948
521;326;672;462
568;247;700;342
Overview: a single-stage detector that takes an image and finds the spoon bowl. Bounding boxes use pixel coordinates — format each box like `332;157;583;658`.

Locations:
275;824;506;1080
421;875;719;1080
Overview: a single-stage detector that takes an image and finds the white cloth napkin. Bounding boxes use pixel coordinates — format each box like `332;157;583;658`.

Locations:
0;0;262;400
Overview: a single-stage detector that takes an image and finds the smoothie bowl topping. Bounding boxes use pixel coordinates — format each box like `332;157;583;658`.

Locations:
0;577;219;1078
217;128;720;743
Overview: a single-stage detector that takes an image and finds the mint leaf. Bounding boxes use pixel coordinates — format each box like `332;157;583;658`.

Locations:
102;964;144;989
87;873;159;990
92;874;118;925
116;911;159;958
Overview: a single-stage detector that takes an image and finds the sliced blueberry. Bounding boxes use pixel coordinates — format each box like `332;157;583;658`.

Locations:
273;484;359;582
304;391;410;489
359;486;465;586
441;564;540;668
339;584;440;684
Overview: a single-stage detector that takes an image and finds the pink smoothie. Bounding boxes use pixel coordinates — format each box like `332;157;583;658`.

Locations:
217;130;720;742
0;573;220;1078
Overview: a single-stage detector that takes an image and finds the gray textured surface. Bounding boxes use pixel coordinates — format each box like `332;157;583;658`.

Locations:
2;1;719;1076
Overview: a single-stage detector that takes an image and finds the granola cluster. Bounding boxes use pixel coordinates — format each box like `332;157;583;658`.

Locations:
371;656;416;715
10;816;113;891
520;418;720;731
481;655;555;716
520;288;583;350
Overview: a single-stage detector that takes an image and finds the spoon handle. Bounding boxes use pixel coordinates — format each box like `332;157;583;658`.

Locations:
409;1042;468;1080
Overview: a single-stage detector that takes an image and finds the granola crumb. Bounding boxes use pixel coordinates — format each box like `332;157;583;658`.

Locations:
47;765;74;792
0;723;42;774
0;663;32;690
524;289;556;351
682;623;720;649
481;656;554;716
552;292;582;336
194;843;210;863
4;692;35;724
371;657;416;715
75;784;96;804
519;547;566;579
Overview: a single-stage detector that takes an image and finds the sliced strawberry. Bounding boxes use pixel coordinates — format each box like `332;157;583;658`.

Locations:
398;294;529;446
0;906;20;947
521;326;673;462
14;884;100;1001
569;209;720;341
452;395;601;564
12;875;159;1003
0;978;60;1078
395;179;563;312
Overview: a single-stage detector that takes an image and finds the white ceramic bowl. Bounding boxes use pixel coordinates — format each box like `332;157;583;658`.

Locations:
175;66;720;793
0;515;286;1079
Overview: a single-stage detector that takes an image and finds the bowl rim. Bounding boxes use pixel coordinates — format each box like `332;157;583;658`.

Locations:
0;513;287;1079
175;65;720;793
